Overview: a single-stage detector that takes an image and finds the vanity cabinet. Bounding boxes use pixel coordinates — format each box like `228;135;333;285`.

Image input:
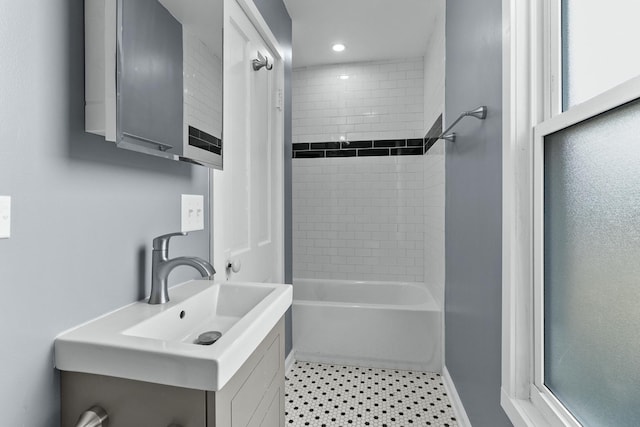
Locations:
60;318;285;427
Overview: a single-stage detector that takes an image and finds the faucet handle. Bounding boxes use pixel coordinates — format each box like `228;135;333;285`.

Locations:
153;232;187;252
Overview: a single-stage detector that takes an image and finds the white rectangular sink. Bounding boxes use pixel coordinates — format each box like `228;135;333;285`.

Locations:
55;280;292;391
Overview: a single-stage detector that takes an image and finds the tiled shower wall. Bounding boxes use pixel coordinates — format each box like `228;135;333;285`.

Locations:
292;58;425;143
292;156;424;282
292;54;445;286
424;140;445;304
422;0;446;305
292;58;426;283
184;31;222;140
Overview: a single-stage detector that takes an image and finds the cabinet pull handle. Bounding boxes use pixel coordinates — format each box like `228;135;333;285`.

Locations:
74;406;108;427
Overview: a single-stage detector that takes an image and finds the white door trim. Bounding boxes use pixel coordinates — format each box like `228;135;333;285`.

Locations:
234;0;284;61
210;0;284;282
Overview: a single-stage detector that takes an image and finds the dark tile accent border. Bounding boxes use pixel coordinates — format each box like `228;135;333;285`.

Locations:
311;142;340;150
292;115;444;159
326;149;357;157
188;125;222;156
344;140;373;149
292;143;309;151
391;147;423;156
424;114;443;154
292;138;425;158
358;148;390;157
295;150;325;158
374;139;407;148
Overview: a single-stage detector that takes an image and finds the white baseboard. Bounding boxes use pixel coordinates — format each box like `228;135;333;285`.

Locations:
285;349;296;375
443;365;472;427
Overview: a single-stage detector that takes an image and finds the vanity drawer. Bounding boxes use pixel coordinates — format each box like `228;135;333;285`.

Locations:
60;316;285;427
61;371;207;427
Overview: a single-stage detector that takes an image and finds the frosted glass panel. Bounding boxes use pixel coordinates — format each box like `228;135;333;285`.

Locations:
562;1;640;109
544;99;640;426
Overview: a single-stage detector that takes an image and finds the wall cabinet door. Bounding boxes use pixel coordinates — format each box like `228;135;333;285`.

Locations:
118;0;184;153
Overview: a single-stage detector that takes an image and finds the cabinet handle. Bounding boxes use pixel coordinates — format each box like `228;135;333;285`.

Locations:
74;406;108;427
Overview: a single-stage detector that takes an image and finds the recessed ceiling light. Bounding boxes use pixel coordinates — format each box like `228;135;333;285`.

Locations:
332;43;346;52
338;74;349;80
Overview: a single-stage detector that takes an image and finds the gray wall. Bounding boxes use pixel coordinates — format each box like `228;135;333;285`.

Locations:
252;0;293;356
444;0;511;426
0;1;209;425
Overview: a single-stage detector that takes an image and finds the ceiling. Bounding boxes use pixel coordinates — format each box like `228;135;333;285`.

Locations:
283;0;438;68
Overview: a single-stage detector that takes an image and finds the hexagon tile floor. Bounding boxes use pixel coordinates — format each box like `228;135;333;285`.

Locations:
285;362;459;426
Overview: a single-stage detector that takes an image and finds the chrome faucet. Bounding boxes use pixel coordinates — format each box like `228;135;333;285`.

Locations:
148;232;216;304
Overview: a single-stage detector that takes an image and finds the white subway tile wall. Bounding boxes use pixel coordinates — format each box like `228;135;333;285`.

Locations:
422;0;446;304
184;31;222;139
293;156;425;282
293;58;425;143
423;140;445;305
423;0;445;130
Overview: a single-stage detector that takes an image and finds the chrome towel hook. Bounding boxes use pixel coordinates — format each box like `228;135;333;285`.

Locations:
252;52;273;71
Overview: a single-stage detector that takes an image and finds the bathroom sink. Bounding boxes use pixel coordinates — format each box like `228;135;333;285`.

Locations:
122;283;273;343
54;280;292;391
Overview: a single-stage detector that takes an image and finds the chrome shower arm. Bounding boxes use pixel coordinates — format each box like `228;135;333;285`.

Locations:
438;106;487;142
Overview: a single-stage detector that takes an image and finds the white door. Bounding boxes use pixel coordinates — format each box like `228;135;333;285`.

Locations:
212;0;284;283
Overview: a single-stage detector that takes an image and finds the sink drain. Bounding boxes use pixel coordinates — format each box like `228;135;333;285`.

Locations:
195;331;222;345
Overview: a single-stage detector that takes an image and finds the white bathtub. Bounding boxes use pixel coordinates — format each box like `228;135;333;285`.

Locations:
292;279;442;372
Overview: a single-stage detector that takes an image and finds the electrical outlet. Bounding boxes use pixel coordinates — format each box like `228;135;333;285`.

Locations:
181;194;204;232
0;196;11;239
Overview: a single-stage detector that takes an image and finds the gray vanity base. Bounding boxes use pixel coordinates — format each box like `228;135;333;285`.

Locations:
61;317;285;427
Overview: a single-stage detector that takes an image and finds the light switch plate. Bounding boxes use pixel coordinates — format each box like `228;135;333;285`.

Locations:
0;196;11;239
181;194;204;232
